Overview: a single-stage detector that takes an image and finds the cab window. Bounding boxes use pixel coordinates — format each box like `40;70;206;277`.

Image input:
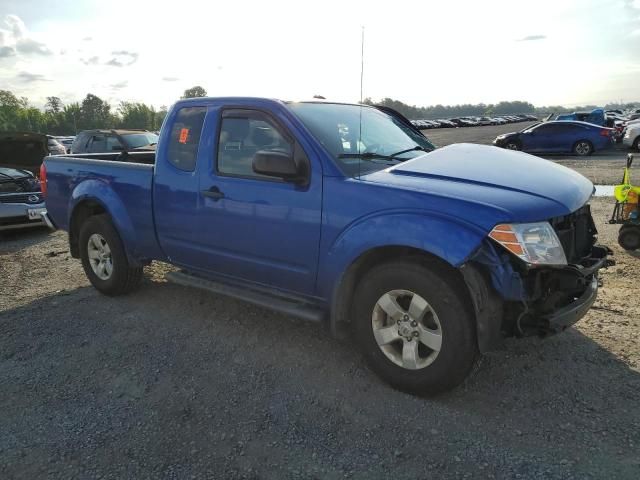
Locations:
216;110;292;178
166;107;207;171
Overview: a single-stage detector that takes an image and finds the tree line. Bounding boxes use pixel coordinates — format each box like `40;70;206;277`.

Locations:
1;86;637;135
0;86;208;136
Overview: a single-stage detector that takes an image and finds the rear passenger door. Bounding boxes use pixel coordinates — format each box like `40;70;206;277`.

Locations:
153;105;209;267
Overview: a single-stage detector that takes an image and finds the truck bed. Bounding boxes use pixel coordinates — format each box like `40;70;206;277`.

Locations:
45;153;163;261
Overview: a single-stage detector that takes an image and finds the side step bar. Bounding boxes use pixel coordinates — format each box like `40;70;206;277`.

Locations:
166;270;326;323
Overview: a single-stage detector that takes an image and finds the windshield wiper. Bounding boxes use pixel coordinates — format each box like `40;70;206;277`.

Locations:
338;145;426;161
338;152;394;160
388;145;426;157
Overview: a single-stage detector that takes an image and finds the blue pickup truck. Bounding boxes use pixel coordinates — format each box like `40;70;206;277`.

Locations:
42;97;612;394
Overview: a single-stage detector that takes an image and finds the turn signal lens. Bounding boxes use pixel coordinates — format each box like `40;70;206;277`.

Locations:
489;222;567;266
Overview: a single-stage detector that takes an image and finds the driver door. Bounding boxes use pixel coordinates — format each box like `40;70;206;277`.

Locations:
192;107;323;296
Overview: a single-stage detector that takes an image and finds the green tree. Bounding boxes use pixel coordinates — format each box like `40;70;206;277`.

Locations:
118;101;157;130
45;96;63;114
181;86;207;98
155;105;168;130
0;90;22;130
61;103;81;134
79;93;113;130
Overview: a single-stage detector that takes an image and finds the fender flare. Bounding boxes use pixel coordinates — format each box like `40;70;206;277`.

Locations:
68;179;141;264
319;209;489;299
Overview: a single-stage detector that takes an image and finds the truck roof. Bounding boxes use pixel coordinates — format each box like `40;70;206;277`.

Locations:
174;96;367;108
79;129;151;135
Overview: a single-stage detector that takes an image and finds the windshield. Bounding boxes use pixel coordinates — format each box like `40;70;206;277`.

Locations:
122;132;159;149
521;122;541;133
288;102;435;177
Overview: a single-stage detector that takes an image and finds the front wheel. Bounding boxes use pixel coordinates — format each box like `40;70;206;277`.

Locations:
352;260;478;395
504;141;520;151
573;140;593;156
79;214;143;295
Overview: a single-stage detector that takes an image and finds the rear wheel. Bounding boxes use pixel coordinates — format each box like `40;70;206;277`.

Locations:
79;214;143;295
633;136;640;152
352;260;478;395
573;140;593;156
619;225;640;251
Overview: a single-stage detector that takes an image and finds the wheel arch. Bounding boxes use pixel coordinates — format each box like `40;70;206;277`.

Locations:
67;180;141;265
69;199;107;258
329;243;499;349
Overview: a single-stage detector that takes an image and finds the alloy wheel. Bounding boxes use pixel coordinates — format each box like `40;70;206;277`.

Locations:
87;233;113;280
371;289;443;370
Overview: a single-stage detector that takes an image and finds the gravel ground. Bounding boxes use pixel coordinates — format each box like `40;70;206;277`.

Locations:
1;197;639;479
423;122;638;185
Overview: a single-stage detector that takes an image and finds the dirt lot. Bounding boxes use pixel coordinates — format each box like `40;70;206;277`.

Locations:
1;149;640;478
424;122;638;185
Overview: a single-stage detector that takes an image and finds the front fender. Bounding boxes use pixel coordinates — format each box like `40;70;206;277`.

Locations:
68;179;140;261
318;209;489;299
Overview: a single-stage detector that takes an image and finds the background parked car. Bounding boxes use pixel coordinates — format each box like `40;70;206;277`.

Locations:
493;120;614;156
54;136;75;154
0;166;46;231
623;122;640;151
436;119;456;128
47;136;66;156
0;132;55;176
556;108;606;126
71;129;159;154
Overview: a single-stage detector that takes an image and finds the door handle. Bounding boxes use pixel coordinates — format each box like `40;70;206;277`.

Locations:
201;186;225;200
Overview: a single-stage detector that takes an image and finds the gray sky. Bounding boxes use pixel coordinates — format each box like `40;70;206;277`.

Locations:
0;0;639;109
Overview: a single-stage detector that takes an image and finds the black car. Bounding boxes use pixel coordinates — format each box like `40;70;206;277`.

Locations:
0;132;54;176
71;129;159;154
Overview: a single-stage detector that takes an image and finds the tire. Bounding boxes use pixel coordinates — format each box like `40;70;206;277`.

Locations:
618;226;640;251
351;259;478;395
79;214;143;295
633;136;640;152
504;141;520;151
573;140;593;156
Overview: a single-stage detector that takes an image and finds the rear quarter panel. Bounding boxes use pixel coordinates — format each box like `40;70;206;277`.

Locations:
45;156;164;262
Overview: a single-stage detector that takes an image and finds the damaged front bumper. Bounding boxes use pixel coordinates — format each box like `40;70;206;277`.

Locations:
540;275;598;334
462;243;614;353
515;245;614;336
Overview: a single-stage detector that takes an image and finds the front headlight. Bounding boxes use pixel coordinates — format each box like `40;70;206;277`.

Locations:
489;222;567;266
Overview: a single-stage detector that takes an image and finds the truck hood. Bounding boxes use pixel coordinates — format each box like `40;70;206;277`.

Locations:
361;143;593;223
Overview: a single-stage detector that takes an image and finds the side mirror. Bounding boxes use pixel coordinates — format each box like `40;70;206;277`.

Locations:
252;150;302;182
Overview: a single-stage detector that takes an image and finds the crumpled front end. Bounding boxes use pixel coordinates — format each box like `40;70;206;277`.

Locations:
462;204;614;351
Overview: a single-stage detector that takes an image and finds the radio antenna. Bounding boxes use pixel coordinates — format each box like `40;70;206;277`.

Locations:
360;26;365;103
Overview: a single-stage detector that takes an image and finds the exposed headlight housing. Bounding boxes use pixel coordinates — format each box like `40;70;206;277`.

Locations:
489;222;567;266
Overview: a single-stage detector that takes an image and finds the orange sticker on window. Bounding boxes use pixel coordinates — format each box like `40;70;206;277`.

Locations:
179;128;189;144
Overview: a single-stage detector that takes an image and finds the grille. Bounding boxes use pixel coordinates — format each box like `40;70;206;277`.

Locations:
0;193;43;204
549;204;597;264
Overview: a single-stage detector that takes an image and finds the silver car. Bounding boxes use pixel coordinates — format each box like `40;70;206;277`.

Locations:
0;167;47;232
